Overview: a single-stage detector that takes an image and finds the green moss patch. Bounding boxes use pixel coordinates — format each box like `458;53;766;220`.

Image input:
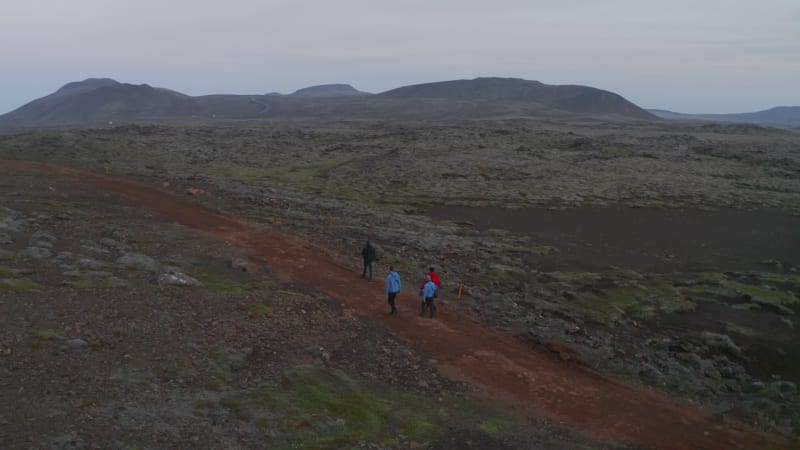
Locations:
724;322;759;337
728;281;797;314
529;245;560;256
187;270;251;295
731;303;762;311
243;303;273;317
29;329;65;348
42;199;78;208
204;347;247;388
277;289;304;297
0;278;42;292
480;264;530;285
193;365;441;447
601;267;645;283
669;272;728;286
34;329;63;340
695;281;797;315
680;277;797;315
540;271;602;284
193;365;522;448
477;416;518;434
202;165;272;184
753;273;800;285
575;281;694;324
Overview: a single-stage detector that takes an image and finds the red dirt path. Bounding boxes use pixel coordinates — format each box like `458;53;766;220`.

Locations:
10;161;787;450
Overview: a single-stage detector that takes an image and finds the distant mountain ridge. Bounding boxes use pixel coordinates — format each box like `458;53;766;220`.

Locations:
290;84;369;97
0;79;197;127
0;76;657;127
648;106;800;129
380;77;651;117
57;78;121;94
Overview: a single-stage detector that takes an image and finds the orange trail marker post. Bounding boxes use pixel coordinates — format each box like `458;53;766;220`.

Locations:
457;282;464;299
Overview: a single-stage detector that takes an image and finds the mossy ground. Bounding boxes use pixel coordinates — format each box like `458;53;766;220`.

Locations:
0;277;42;292
2;120;798;446
542;268;797;329
193;365;523;449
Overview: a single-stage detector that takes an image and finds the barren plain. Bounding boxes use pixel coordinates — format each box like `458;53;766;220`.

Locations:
0;118;798;449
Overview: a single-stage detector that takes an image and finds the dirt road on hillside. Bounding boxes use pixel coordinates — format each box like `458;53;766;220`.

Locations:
7;160;788;450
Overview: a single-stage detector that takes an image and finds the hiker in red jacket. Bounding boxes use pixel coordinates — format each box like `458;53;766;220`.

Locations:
419;267;442;294
428;267;441;290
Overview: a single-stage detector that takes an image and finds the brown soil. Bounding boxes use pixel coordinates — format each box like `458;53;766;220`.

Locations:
6;160;789;450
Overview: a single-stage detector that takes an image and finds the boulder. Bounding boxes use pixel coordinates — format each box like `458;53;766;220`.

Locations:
231;258;255;272
700;331;744;359
116;253;160;273
18;247;53;260
157;272;201;287
29;231;57;248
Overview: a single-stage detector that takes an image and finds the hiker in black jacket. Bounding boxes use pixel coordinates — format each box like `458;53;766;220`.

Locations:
361;241;376;280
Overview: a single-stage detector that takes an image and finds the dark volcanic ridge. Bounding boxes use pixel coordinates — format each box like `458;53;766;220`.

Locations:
0;77;656;127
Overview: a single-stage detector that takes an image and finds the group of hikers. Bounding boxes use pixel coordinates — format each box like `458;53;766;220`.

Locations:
361;240;442;318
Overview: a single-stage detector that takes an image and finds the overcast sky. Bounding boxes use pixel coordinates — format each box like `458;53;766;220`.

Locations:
2;0;798;114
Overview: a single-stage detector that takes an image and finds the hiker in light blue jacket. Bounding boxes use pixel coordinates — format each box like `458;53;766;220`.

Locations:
385;267;402;316
420;275;438;318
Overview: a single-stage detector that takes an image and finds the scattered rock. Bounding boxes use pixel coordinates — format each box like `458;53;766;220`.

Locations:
769;381;797;398
759;259;783;270
110;228;130;243
157;272;201;287
40;432;85;450
81;244;111;255
105;277;130;287
638;364;665;385
700;332;743;359
30;231;57;248
18;246;53;260
116;253;161;272
62;339;88;351
305;345;331;362
76;258;108;271
561;290;577;301
110;368;156;385
0;207;25;232
230;258;255;272
719;365;743;379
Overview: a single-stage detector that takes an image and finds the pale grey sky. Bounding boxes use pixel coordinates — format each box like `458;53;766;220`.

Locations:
2;0;798;114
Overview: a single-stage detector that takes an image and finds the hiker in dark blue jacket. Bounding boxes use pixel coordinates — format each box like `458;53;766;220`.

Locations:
385;267;402;316
361;241;376;280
